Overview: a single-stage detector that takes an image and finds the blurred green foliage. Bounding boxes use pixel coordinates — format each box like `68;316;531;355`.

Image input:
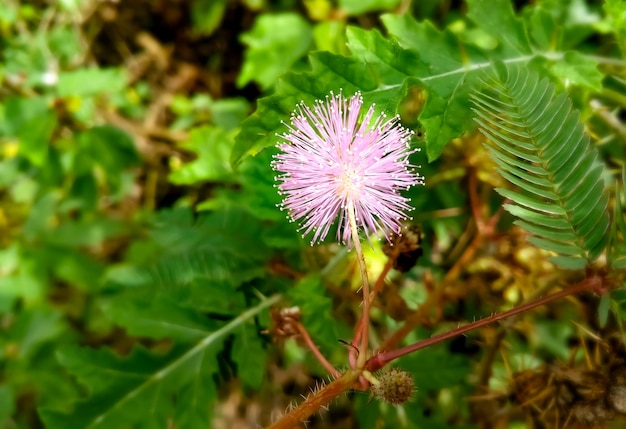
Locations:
0;0;625;428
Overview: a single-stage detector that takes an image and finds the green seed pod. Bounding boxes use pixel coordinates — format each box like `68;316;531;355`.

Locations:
371;368;415;405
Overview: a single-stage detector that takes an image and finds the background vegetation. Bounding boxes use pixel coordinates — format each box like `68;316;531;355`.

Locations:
1;0;625;428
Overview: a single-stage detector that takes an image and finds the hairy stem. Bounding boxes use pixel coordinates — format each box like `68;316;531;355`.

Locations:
266;369;361;429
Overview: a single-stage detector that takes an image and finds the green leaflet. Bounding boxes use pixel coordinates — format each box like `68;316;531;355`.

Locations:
39;294;280;429
471;63;610;269
143;206;270;289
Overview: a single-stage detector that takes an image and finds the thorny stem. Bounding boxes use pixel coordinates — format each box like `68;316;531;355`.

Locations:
476;280;557;388
266;369;361;429
295;321;341;379
268;275;608;428
347;200;371;370
379;280;443;352
365;275;604;372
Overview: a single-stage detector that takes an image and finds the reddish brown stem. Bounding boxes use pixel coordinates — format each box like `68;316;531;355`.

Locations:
295;322;340;378
379;280;442;352
366;276;603;372
266;369;361;429
350;257;396;366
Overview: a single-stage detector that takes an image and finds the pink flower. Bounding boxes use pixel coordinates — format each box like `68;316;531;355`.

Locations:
271;91;424;245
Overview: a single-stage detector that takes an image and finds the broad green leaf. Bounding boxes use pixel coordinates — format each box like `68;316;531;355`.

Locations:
78;125;139;170
235;14;486;165
68;173;98;211
419;82;473;161
23;193;58;241
5;307;64;361
57;67;126;97
47;247;105;290
210;98;250;130
466;0;532;55
313;21;348;54
549;51;603;91
381;15;468;74
169;126;234;185
346;26;428;85
382;14;480;160
237;13;313;90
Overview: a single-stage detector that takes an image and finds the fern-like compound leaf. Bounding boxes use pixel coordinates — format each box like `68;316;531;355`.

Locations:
471;63;610;269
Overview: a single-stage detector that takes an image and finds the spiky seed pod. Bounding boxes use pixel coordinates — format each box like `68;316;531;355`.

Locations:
371;368;415;405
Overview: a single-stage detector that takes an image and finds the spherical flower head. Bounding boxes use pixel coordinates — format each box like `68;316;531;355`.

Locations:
271;90;424;246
